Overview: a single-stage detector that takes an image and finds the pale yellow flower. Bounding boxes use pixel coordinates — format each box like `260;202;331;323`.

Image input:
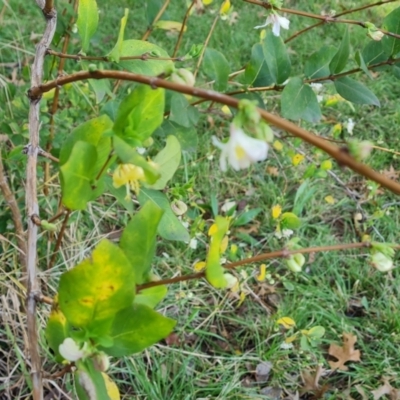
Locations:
113;163;146;199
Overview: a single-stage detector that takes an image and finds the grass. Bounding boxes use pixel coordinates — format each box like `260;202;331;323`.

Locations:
1;0;400;399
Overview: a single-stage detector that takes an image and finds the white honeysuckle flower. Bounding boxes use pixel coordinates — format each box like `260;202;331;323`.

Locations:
212;124;268;172
189;238;198;249
371;252;394;272
275;228;294;239
254;13;290;37
59;338;89;362
221;200;236;213
346;118;355;135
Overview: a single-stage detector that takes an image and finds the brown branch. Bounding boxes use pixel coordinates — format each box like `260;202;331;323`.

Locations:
142;0;171;41
46;49;182;62
28;69;400;195
286;0;398;43
194;15;219;79
0;147;26;267
48;209;71;269
28;2;57;398
172;0;196;57
137;241;400;291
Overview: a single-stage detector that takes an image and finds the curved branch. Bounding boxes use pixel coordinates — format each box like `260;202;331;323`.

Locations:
137;241;400;292
29;69;400;195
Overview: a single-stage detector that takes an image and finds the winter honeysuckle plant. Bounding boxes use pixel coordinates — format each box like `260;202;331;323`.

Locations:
1;0;400;398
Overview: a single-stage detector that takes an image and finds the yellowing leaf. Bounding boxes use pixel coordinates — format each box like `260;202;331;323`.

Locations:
208;223;218;236
271;204;282;219
273;140;283;151
259;29;267;40
194;261;206;272
220;235;229;253
256;264;267;281
324;195;336;204
331;123;342;138
285;334;298;343
220;0;231;16
205;216;230;288
221;105;232;115
292;154;305;166
277;317;296;329
154;21;186;32
203;0;213;4
325;94;343;107
320;160;332;170
238;291;247;306
102;373;120;400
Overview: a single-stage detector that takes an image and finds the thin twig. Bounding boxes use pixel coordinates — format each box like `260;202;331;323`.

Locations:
28;69;400;195
245;0;400;39
45;0;78;195
285;0;398;43
194;15;219;79
47;49;182;62
137;241;400;291
172;0;196;57
0;147;26;267
141;0;171;41
27;2;57;398
48;209;71;269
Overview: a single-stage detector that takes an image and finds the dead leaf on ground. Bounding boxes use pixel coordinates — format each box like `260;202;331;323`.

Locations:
381;165;400;181
371;377;400;400
301;365;330;398
328;333;361;371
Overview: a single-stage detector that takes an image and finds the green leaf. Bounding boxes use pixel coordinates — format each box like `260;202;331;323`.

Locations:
382;6;400;56
169;93;198;128
334;77;380;106
120;201;164;284
262;31;291;85
58;240;135;334
113;84;165;146
60;141;97;210
281;78;322;122
354;50;373;79
108;9;129;62
244;43;275;87
293;180;317;216
45;309;70;363
135;285;168;309
77;0;99;53
59;115;113;169
138;188;190;242
203;48;230;91
245;33;291;86
100;304;176;357
118;40;174;76
307;326;325;339
281;212;301;230
161;120;198;153
304;46;336;79
147;135;181;190
113;136;160;184
232;208;262;227
329;27;350;73
362;40;390;65
205;216;230;288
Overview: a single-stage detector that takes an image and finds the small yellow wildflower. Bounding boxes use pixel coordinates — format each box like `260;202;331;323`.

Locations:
292;154;305;166
271;204;282;219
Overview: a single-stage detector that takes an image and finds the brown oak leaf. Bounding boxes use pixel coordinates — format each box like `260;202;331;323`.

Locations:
328;333;361;371
371;377;400;400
